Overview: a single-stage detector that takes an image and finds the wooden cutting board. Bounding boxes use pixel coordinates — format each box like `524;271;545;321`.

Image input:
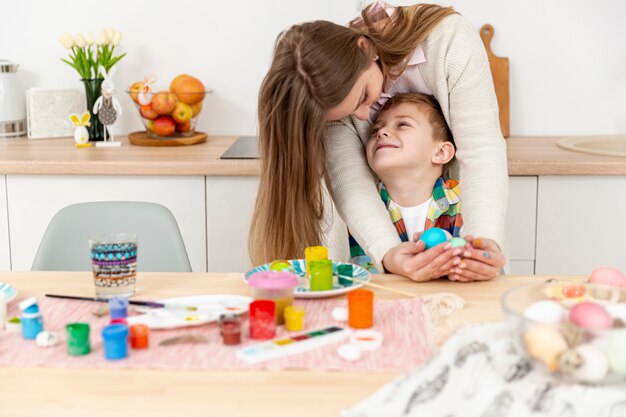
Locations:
480;24;510;138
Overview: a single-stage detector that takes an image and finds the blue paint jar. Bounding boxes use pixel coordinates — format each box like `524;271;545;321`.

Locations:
19;297;43;340
109;297;128;324
102;324;129;360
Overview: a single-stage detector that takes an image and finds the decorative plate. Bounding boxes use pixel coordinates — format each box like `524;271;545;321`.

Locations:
0;281;17;302
128;294;252;329
245;259;371;299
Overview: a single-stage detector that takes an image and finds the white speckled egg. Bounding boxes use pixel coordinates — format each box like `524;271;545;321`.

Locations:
607;328;626;375
524;324;568;371
36;331;60;347
523;300;567;324
589;266;626;289
605;303;626;324
570;344;609;382
569;302;613;329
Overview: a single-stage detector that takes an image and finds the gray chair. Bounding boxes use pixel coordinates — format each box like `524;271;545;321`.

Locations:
32;201;192;272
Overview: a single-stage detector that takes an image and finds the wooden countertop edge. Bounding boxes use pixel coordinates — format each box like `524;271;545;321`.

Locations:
0;135;624;176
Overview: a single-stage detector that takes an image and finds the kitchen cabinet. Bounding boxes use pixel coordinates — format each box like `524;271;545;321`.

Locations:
506;176;538;274
206;176;259;272
6;175;206;272
0;176;9;270
535;176;626;275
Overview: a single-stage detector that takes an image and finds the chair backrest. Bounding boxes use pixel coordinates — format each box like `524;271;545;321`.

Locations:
32;201;192;272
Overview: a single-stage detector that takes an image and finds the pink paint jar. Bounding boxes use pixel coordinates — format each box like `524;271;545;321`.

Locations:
247;271;297;325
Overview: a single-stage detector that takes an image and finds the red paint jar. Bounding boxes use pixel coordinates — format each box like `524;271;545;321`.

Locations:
219;314;242;345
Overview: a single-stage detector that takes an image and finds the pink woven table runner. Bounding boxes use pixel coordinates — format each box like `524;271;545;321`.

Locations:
0;297;431;372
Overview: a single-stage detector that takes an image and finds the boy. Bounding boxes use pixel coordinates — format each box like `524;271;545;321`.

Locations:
350;93;463;280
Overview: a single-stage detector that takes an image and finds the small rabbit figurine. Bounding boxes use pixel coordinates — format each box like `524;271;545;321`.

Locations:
69;111;92;147
93;65;122;145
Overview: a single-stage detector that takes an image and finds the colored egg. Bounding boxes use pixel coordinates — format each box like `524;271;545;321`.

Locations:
524;324;568;371
419;227;449;249
562;284;585;298
569;302;613;329
269;260;293;272
570;344;609;382
449;237;467;248
589;266;626;289
523;300;566;324
607;328;626;375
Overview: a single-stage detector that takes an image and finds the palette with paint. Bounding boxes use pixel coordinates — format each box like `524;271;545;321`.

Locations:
128;294;252;329
236;326;352;364
245;259;371;299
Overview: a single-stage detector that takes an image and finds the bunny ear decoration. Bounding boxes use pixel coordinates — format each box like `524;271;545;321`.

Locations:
107;65;117;80
69;113;81;126
80;111;91;126
98;65;108;79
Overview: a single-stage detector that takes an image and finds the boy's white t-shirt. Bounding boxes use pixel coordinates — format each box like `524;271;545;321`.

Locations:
397;198;432;241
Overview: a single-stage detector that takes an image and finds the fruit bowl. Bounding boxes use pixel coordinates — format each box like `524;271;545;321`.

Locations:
501;281;626;384
126;74;212;139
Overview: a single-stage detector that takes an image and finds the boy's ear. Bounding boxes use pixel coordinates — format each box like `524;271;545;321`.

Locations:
432;142;455;165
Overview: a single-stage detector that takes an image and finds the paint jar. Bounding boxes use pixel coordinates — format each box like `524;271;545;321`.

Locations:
66;322;91;356
284;305;305;332
304;246;328;279
249;300;276;340
19;297;43;340
348;289;374;329
219;314;242;345
247;272;297;325
102;324;129;360
309;259;333;291
129;324;149;349
0;293;6;330
337;263;354;287
109;297;128;325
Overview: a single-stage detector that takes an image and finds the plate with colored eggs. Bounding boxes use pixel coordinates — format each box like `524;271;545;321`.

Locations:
245;259;371;299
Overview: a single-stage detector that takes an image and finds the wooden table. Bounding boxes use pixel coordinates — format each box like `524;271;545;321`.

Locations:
0;272;579;417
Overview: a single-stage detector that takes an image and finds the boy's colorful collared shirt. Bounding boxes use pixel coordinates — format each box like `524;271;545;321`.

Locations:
349;177;463;272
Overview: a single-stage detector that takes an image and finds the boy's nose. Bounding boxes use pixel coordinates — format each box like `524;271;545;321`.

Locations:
377;129;390;139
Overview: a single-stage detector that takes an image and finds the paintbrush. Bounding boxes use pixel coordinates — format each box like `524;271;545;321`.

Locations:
338;275;418;298
45;294;198;311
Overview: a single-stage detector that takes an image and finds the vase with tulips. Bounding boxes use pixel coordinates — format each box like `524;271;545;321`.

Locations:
59;29;126;141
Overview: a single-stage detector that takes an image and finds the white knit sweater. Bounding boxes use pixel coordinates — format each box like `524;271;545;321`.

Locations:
322;13;509;271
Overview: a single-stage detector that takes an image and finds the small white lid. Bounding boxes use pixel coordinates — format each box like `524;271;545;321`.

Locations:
19;296;38;310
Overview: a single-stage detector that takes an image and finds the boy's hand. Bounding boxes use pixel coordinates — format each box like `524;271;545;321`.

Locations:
448;235;505;282
382;236;463;282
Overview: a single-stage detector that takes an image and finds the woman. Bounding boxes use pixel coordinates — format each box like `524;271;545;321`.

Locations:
249;2;507;282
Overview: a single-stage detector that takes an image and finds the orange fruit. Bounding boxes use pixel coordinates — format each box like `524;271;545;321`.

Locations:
170;74;191;93
174;76;205;105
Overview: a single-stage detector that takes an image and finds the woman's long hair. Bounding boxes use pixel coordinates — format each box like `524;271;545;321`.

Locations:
249;4;456;265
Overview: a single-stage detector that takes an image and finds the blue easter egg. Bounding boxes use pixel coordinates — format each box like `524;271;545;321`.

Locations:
419;227;449;249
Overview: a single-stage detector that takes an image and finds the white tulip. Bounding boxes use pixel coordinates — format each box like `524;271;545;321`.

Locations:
85;32;95;46
105;28;115;44
74;33;86;48
59;33;74;49
112;31;122;46
97;30;107;46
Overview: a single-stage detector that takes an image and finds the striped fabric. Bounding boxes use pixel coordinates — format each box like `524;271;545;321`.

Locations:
350;177;463;272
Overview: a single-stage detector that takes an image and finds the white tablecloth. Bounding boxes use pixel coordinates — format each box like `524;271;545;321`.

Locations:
344;322;626;417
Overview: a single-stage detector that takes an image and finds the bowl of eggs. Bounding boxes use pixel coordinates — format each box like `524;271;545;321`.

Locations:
501;271;626;384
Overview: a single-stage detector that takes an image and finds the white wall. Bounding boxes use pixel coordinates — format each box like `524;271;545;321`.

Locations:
2;0;625;137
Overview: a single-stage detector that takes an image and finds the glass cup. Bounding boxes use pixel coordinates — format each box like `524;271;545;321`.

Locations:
89;234;138;298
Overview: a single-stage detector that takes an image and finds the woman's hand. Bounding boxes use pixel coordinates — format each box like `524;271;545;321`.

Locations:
382;236;463;282
448;235;505;282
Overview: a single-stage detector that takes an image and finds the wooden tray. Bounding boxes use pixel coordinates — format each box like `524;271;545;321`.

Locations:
128;131;208;146
480;24;509;138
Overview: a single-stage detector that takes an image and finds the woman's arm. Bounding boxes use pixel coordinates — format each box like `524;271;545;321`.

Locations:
421;14;509;264
324;117;401;271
